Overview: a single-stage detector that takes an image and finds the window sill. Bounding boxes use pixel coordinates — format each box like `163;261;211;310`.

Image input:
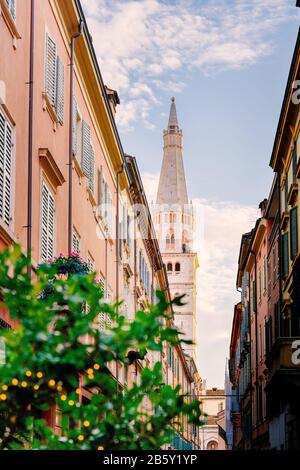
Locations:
42;93;60;131
0;0;21;48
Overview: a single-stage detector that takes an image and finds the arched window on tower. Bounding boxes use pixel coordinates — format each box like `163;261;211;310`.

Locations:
166;234;170;248
167;263;173;272
175;262;180;272
171;234;175;247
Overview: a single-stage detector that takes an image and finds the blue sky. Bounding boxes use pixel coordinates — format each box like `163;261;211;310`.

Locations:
82;0;300;387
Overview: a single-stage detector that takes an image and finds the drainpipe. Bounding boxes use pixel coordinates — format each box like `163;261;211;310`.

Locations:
250;249;259;448
26;0;35;278
115;165;123;391
68;20;83;254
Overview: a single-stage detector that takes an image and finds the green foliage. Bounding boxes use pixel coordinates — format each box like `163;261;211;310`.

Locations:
0;245;202;450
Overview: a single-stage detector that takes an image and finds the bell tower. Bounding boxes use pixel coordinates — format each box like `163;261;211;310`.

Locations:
154;97;199;359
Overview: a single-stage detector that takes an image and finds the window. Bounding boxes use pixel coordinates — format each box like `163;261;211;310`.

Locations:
274;303;280;339
290;206;298;260
5;0;16;20
0;318;11;365
273;245;277;285
87;253;94;273
258;269;262;302
252;280;257;312
98;167;113;234
41;181;55;262
170;234;175;247
0;111;13;226
45;33;64;124
81;121;94;193
263;257;266;293
259;324;262;362
167;262;172;272
175;262;180;272
166;234;170;248
282;232;289;279
284;176;289;211
72;229;80;254
267;257;271;296
292;148;297;183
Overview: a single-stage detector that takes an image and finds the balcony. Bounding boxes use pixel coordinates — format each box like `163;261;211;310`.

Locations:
266;337;300;383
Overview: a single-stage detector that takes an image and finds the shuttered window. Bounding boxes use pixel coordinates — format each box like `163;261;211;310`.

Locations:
45;33;64;123
72;97;78;155
0;111;13;226
87;253;94;273
5;0;16;20
89;145;94;193
72;229;80;254
290;206;298;260
81;121;95;193
282;232;289;279
97;168;113;233
55;57;64;124
293;149;297;183
41;181;55;262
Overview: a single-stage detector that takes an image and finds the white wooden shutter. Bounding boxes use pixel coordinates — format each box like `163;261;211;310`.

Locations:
81;120;91;178
45;33;57;106
89;144;94;193
41;182;55;261
0;112;12;226
72;97;77;155
72;229;80;254
10;0;16;19
87;254;94;273
55;57;64;124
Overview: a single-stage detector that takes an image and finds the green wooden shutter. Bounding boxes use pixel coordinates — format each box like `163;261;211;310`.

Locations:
282;232;289;279
290;206;298;259
55;56;64;124
45;33;57;106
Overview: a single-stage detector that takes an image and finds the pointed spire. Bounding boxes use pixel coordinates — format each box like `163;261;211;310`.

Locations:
168;96;179;130
156;97;188;205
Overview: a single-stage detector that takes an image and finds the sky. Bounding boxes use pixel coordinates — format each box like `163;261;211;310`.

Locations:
81;0;300;387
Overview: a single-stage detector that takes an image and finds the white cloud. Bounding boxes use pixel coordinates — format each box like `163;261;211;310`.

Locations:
142;172;259;387
81;0;298;130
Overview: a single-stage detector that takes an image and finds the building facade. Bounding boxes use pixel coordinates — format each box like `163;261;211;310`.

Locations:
0;0;201;447
198;383;226;450
228;31;300;448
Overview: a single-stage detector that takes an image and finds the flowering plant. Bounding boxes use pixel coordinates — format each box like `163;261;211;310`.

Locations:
0;245;202;450
44;252;91;276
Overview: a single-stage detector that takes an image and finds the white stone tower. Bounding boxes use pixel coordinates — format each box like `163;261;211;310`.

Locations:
154;97;199;359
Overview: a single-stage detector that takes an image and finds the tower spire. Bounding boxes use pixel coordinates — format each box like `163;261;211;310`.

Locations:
156;97;188;205
168;96;179;130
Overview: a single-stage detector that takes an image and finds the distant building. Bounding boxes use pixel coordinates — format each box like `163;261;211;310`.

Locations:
198;383;226;450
